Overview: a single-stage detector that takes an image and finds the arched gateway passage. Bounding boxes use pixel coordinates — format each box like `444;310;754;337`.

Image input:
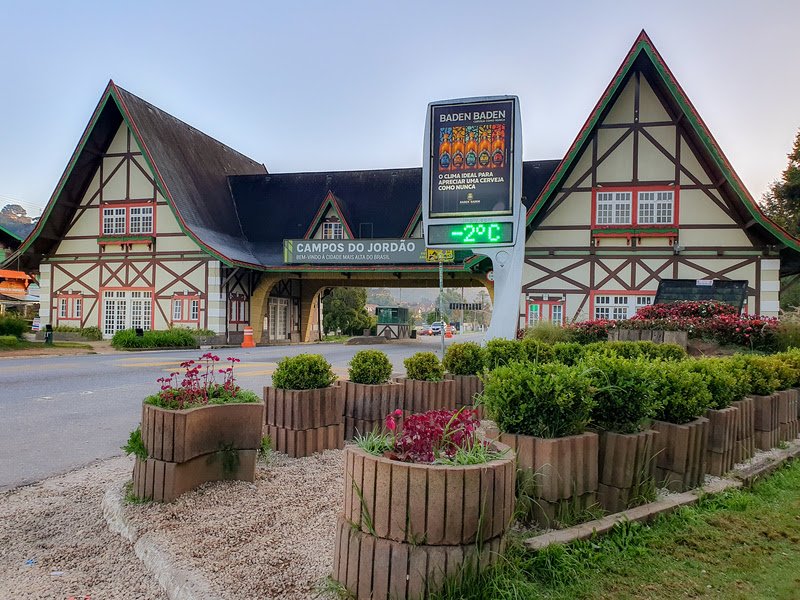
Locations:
250;271;491;344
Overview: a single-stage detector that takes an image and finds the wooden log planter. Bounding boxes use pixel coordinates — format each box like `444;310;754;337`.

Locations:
705;406;738;476
651;417;708;492
597;430;659;514
394;377;456;414
342;381;404;440
777;389;800;442
752;393;780;450
731;397;755;463
607;329;688;349
264;385;343;458
333;445;515;599
444;374;484;409
499;431;598;527
135;401;265;502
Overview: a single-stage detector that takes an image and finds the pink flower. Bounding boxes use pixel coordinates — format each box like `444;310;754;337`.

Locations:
385;416;396;431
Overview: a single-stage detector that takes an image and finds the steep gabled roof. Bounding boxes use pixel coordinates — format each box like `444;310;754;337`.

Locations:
0;224;21;247
526;30;800;255
7;81;267;270
228;161;560;268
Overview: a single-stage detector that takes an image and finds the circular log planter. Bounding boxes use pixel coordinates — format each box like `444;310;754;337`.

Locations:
444;374;484;410
394;377;456;414
597;430;659;514
134;401;265;502
731;397;755;463
752;393;780;450
342;381;404;440
500;431;598;528
264;385;343;458
651;417;708;492
333;444;515;599
608;328;688;349
777;389;800;442
705;406;739;476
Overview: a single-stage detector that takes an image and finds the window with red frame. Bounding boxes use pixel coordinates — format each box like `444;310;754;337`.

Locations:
172;294;200;324
57;294;82;321
593;188;676;227
101;205;154;235
229;294;248;324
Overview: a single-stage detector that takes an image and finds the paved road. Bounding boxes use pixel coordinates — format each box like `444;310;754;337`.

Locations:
0;333;482;491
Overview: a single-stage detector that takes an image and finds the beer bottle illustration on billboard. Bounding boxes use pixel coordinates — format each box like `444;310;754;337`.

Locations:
465;125;478;170
491;124;506;169
451;126;466;170
438;127;452;171
478;125;492;169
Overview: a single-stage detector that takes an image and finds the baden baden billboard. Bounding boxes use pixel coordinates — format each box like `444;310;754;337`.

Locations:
429;98;515;218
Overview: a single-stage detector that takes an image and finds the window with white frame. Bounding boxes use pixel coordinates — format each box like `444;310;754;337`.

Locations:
551;304;563;325
173;299;183;321
638;191;674;224
102;207;127;235
172;294;200;324
527;303;540;327
57;294;82;321
594;294;654;320
322;221;343;239
595;192;632;225
102;290;152;336
129;206;154;234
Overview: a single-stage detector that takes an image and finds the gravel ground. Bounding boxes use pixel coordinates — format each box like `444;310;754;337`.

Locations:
123;449;345;600
0;456;166;600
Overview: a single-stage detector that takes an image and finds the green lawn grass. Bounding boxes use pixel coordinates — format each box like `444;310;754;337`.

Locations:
0;337;93;352
434;459;800;600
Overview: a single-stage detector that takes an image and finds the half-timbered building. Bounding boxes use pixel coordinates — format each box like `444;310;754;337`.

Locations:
517;31;799;329
5;31;798;340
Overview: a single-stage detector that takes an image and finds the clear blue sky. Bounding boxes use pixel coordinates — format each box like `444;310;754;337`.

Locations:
1;0;798;216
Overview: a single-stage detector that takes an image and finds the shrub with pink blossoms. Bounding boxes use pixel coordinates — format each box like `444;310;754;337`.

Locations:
146;353;259;409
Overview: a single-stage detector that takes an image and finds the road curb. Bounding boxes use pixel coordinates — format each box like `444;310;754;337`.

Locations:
525;439;800;551
102;485;220;600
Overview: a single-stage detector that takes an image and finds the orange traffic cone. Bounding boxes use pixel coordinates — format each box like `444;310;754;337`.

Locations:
241;326;256;348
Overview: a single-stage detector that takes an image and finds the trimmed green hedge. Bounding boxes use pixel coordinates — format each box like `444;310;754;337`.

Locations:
482;361;594;438
404;352;445;381
273;354;337;390
348;350;393;385
443;342;485;376
111;328;198;349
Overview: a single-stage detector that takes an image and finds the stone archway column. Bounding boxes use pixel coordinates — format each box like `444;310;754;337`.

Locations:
299;285;326;343
250;275;284;343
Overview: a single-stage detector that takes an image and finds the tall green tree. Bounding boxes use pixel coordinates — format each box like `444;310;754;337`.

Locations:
322;287;371;335
762;129;800;236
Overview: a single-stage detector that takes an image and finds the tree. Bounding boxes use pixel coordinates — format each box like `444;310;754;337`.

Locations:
0;204;36;238
322;287;371;336
762;129;800;236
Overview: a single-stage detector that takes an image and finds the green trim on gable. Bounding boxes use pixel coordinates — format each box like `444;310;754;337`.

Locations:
525;32;800;254
303;191;354;240
0;223;22;242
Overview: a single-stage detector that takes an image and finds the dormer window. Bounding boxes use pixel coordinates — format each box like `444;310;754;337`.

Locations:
322;221;343;239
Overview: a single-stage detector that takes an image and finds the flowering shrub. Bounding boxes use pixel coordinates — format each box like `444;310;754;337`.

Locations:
565;319;616;344
358;408;499;465
633;300;738;320
145;353;259;409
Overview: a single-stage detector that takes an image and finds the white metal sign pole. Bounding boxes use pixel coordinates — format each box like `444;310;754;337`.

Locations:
479;207;526;341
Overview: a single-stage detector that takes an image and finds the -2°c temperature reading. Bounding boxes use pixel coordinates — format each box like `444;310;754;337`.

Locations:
427;222;513;245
